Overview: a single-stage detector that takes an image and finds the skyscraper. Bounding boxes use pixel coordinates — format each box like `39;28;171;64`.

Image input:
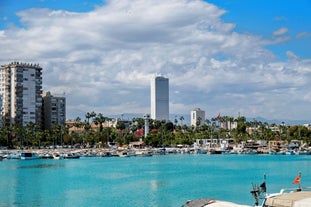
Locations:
150;75;169;120
0;62;43;126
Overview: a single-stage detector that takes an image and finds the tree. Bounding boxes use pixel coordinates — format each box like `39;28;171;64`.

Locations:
73;117;83;128
179;116;184;126
93;113;106;132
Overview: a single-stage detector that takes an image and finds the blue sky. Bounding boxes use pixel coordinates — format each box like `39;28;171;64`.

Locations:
1;0;311;122
2;0;310;60
208;0;311;60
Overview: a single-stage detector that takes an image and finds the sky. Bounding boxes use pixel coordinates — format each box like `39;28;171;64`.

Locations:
1;0;311;122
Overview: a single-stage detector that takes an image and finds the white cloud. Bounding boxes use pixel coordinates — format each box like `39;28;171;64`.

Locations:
296;32;308;39
286;51;299;60
1;0;311;121
273;27;288;36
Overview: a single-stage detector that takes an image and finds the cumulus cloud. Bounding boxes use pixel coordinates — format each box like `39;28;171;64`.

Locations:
0;0;311;120
272;27;288;36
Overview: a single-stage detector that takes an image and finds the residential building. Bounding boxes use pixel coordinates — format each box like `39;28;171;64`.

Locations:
190;108;205;127
42;91;66;130
0;95;2;127
221;120;238;130
150;75;169;121
0;62;42;126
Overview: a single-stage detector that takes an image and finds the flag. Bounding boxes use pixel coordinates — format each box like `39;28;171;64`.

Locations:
217;113;221;120
260;182;266;192
292;175;301;184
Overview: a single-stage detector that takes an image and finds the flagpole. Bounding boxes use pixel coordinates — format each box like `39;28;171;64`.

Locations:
293;172;302;191
298;172;301;191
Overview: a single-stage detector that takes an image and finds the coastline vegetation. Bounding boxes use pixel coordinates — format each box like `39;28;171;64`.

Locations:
0;112;310;149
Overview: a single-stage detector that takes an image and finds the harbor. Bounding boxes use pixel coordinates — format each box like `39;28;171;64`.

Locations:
1;136;311;160
1;152;311;207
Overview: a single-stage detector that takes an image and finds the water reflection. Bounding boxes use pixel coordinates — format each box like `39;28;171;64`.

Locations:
18;163;65;169
2;160;67;207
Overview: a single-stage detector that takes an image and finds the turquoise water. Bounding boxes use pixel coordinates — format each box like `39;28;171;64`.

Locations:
1;154;311;207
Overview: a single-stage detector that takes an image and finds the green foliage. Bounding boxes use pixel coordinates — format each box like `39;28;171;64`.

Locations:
1;113;310;148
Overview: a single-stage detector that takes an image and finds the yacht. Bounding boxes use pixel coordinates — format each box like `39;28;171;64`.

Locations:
260;189;311;207
182;173;311;207
251;173;311;207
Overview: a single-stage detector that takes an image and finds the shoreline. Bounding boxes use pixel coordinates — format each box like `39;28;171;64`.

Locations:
1;145;311;159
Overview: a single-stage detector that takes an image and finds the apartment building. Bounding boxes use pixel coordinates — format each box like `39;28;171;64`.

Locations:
0;62;42;126
190;108;205;127
42;91;66;130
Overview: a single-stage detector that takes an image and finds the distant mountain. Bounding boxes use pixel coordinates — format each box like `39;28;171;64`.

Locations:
247;117;311;126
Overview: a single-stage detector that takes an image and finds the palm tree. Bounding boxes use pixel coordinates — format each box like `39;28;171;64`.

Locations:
85;112;91;124
205;119;211;126
179;116;184;126
93;113;106;132
196;116;202;128
174;117;178;128
90;111;97;123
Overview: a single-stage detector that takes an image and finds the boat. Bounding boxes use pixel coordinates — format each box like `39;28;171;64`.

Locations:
63;152;80;159
251;173;311;207
135;149;152;157
7;151;21;159
40;152;54;159
53;153;63;160
20;152;40;160
181;198;251;207
182;173;311;207
262;190;311;207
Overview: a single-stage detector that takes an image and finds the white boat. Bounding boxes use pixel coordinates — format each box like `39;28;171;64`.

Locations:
181;198;251;207
63;152;80;159
20;152;40;160
262;190;311;207
135;149;152;156
183;173;311;207
251;173;311;207
53;153;63;160
7;151;21;159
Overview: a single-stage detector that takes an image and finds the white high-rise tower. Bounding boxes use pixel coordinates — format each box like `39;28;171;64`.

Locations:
190;108;205;127
0;62;43;126
150;75;169;120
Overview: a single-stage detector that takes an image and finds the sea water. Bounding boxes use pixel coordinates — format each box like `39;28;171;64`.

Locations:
1;154;311;207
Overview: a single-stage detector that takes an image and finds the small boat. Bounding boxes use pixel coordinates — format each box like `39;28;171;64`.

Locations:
20;152;40;160
181;198;250;207
135;149;152;157
183;173;311;207
7;151;21;159
251;172;311;207
263;190;311;207
53;153;63;160
63;153;80;159
40;152;54;159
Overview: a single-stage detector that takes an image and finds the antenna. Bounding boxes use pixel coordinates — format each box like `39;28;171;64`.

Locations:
250;174;267;206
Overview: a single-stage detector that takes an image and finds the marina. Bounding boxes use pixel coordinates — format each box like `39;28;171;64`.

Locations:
1;153;311;206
